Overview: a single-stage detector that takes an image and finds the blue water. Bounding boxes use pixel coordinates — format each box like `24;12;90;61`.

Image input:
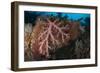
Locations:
24;11;90;26
67;13;90;20
29;11;89;19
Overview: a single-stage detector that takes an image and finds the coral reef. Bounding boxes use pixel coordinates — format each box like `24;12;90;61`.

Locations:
24;16;90;61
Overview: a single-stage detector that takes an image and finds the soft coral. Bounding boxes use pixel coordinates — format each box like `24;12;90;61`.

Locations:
32;18;71;58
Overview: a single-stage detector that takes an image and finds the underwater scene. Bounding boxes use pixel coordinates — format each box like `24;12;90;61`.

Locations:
24;11;90;61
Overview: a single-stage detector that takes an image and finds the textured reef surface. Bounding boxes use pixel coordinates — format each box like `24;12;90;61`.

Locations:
24;11;90;61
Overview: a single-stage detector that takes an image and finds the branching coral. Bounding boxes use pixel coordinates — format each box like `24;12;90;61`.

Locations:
32;18;71;58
